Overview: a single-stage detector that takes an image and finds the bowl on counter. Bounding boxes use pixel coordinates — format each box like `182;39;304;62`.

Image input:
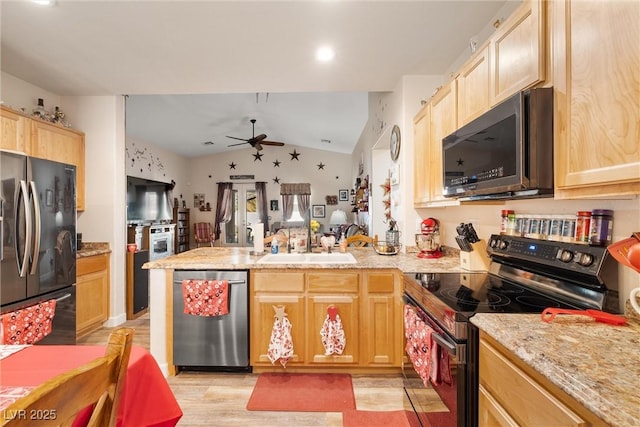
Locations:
373;241;401;255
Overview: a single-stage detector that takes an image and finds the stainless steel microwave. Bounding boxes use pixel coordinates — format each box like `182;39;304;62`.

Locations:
442;87;553;201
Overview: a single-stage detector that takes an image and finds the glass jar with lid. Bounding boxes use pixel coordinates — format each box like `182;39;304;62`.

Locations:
560;214;577;242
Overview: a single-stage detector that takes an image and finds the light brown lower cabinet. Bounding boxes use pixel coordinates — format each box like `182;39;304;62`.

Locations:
76;253;110;338
250;269;402;372
479;332;606;426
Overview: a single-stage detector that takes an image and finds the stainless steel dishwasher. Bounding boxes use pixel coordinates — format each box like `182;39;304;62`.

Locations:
173;270;250;370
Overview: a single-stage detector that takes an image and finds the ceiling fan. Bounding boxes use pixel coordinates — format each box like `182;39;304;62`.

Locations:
226;119;285;151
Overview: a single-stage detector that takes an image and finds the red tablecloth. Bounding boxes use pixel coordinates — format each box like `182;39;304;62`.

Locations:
0;345;182;427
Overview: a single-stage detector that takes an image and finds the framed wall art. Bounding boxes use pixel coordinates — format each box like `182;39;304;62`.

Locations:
312;204;326;218
339;189;349;201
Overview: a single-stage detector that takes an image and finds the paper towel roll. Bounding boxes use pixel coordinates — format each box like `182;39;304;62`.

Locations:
254;222;264;254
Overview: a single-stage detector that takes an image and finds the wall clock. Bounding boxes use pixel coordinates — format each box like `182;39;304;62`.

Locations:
390;125;401;161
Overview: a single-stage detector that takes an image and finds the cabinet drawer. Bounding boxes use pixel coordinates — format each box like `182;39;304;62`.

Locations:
307;272;359;293
479;339;585;426
77;254;108;276
367;272;396;293
253;271;305;292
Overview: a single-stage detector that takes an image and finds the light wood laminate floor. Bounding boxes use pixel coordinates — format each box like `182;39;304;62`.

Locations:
77;313;411;426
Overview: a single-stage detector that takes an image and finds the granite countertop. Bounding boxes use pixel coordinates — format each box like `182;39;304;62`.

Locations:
142;246;465;273
471;313;640;426
77;242;111;258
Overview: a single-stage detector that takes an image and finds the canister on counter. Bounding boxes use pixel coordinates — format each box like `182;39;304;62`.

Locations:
527;215;542;239
560;214;577;242
589;209;614;246
575;211;591;244
548;215;563;241
538;215;550;240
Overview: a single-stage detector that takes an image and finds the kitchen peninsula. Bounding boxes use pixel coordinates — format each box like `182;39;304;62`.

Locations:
143;246;463;375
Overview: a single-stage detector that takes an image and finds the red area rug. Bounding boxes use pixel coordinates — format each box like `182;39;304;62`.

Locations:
246;373;356;412
342;410;412;427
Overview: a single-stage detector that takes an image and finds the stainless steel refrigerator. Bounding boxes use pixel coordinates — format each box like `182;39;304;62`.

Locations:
1;151;77;344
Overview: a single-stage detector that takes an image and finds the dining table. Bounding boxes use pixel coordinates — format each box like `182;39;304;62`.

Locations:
0;344;183;426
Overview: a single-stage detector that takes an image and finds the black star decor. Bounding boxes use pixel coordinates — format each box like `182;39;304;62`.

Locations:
273;159;281;167
273;176;280;184
229;162;237;169
289;149;300;160
253;152;264;162
457;158;464;166
317;162;325;170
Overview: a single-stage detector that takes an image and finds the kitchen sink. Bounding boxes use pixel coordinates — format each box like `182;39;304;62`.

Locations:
256;252;357;264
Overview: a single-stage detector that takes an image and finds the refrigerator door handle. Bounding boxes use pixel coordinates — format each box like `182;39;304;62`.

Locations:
29;181;41;275
18;180;32;278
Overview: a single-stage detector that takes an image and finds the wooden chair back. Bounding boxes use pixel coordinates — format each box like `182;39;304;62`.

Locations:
193;222;214;247
345;234;378;247
2;327;134;427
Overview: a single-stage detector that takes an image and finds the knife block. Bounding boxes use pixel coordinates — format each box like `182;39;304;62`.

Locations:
460;240;491;271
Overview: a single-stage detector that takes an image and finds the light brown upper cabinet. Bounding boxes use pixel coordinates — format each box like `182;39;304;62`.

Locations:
413;103;431;207
30;119;86;210
490;0;546;106
1;106;31;154
552;0;640;198
457;44;490;126
429;81;458;203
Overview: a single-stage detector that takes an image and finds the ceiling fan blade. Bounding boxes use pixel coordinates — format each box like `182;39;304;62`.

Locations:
253;134;267;142
261;141;285;146
227;142;249;147
226;135;249;141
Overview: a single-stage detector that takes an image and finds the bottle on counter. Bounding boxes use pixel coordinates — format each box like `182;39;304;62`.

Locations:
548;215;563;241
589;209;614;246
575;211;592;244
271;238;279;254
506;211;517;236
560;214;577;243
500;210;514;235
338;233;347;253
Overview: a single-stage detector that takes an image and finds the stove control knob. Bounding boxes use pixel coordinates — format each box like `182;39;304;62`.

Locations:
489;238;499;249
498;240;509;250
576;252;595;267
559;249;574;263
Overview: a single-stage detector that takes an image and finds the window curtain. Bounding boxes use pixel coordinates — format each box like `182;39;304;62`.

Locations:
255;181;269;233
214;182;233;241
280;183;311;221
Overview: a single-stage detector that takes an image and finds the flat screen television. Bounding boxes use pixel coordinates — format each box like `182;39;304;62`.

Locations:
126;176;173;223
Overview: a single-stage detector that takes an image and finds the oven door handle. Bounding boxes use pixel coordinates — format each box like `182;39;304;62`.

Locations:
431;331;456;356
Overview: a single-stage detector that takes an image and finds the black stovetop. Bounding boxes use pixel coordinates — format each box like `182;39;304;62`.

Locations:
406;272;579;318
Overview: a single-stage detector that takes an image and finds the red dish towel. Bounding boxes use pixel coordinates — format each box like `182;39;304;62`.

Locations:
182;279;229;316
1;299;57;345
403;304;437;388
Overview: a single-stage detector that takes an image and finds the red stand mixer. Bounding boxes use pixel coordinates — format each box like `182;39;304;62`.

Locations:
416;218;442;258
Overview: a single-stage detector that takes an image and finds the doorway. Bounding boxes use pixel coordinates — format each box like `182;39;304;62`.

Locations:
220;183;258;247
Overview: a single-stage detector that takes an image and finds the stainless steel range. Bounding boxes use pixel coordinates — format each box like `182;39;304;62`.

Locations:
402;234;619;427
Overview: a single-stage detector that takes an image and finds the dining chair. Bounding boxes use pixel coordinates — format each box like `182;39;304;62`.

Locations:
2;327;134;427
345;234;378;247
193;222;214;247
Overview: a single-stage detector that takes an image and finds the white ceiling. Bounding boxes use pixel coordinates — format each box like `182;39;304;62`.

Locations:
1;0;507;157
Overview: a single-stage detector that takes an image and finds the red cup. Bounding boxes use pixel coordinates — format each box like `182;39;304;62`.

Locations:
127;243;137;252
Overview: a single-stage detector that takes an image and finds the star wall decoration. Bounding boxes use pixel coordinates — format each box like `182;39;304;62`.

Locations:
273;176;280;184
457;158;464;166
317;162;325;170
253;152;264;162
289;149;300;160
229;162;236;169
273;159;281;167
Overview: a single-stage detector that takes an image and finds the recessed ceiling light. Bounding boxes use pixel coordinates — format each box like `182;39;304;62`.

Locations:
316;46;335;62
32;0;56;5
